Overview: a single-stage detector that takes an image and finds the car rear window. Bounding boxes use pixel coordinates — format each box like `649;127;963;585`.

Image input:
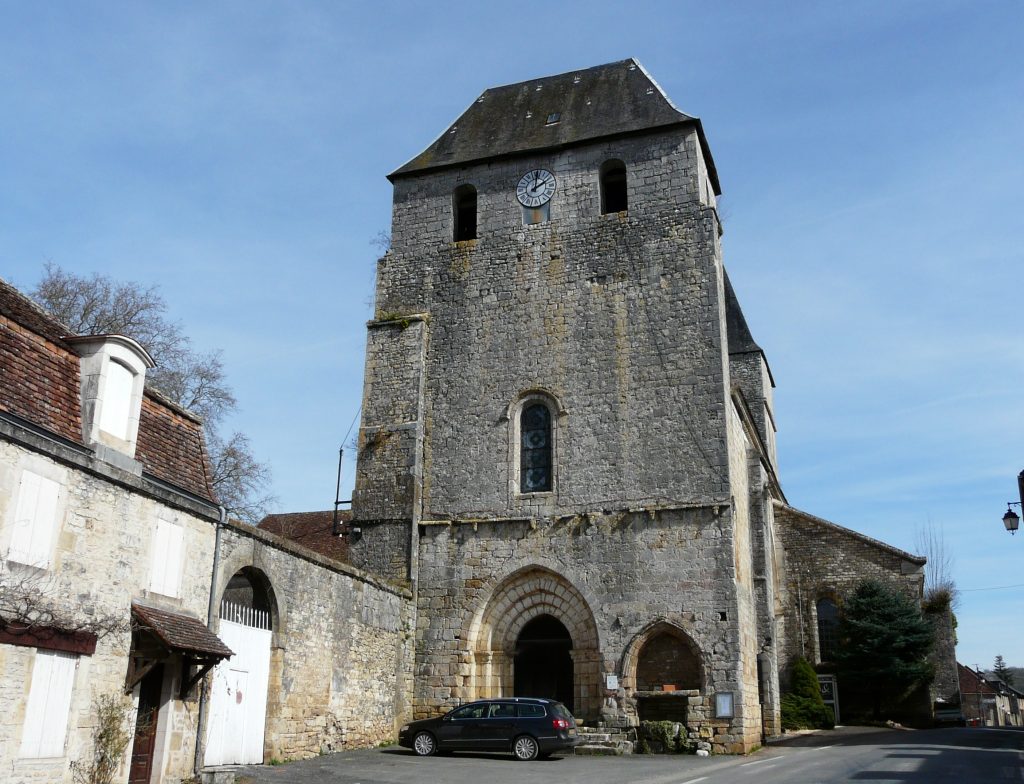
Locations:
550;703;573;720
516;704;545;718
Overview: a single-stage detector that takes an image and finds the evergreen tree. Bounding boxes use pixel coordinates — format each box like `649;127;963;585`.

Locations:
835;580;934;719
993;655;1014;686
781;657;834;729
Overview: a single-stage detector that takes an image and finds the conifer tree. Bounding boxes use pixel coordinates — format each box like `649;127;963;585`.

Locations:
993;655;1014;686
836;580;934;719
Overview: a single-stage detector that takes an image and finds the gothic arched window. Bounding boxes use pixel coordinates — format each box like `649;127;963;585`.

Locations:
520;402;552;493
599;159;628;214
816;597;839;663
453;184;477;241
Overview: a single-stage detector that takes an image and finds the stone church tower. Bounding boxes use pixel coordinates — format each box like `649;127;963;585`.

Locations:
351;58;789;752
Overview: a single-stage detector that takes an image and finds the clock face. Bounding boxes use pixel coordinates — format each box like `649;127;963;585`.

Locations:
516;169;556;207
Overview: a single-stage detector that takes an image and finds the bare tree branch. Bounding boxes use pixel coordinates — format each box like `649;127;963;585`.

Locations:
0;562;129;639
914;519;960;610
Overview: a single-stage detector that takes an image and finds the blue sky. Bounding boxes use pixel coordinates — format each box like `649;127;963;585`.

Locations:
1;1;1021;671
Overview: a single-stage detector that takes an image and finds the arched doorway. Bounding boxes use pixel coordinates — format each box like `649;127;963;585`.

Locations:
513;615;574;710
465;567;601;720
205;568;276;766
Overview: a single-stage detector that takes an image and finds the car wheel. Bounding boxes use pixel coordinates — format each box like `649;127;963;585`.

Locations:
413;731;437;756
513;734;539;761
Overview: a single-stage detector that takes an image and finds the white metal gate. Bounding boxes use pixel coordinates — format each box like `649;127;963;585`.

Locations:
205;601;272;766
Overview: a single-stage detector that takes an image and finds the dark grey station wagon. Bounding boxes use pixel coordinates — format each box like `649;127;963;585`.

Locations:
398;697;580;760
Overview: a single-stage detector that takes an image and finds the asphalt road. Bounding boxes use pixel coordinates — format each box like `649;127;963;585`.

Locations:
234;726;1024;784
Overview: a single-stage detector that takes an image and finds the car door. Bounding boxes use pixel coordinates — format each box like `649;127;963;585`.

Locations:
481;702;518;750
436;703;488;750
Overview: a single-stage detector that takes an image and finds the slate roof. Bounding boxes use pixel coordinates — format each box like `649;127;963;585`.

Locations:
0;276;216;502
132;602;232;658
390;58;720;191
258;510;351;564
724;270;762;356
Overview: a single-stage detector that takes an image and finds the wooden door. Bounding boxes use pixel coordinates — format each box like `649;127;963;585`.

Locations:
128;664;164;784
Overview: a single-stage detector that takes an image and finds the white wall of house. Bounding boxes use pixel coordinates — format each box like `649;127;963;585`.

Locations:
0;436;217;784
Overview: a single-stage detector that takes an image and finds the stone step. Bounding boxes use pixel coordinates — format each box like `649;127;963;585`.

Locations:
574;741;633;756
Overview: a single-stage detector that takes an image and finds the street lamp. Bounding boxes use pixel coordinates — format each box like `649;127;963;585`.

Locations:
1004;506;1020;535
1001;470;1024;535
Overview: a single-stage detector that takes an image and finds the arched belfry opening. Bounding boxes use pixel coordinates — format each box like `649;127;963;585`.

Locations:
465;567;601;720
513;615;574;710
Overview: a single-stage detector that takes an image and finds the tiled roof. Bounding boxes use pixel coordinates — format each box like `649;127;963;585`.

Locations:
390;58;719;191
132;602;232;658
258;510;351;564
0;276;216;502
135;396;214;499
0;278;76;349
0;306;83;443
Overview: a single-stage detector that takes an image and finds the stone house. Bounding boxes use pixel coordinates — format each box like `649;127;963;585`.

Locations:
347;58;950;752
0;279;410;783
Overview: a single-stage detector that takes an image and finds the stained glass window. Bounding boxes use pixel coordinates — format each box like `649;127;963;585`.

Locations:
520;403;552;493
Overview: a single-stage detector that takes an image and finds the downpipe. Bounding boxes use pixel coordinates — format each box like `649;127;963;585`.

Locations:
194;504;227;777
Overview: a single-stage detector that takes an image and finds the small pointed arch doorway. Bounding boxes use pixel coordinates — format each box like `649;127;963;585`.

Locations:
205;567;277;766
466;566;601;719
622;621;704;723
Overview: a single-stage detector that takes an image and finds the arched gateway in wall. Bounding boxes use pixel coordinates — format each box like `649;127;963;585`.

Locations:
464;567;602;720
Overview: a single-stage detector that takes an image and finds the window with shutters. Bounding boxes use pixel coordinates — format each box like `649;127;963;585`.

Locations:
7;470;61;569
149;518;184;598
19;650;77;758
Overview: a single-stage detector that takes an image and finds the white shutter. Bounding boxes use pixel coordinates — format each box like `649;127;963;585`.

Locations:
20;651;77;758
163;521;184;598
8;471;60;568
150;519;184;597
149;519;169;593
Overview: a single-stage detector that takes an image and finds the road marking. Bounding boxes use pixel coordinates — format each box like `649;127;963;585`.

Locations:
740;757;773;766
676;777;707;784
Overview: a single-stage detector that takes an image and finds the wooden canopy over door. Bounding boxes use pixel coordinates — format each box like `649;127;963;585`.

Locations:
124;603;233;784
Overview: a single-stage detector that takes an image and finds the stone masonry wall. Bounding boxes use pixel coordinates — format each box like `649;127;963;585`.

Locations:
774;503;926;687
214;521;413;761
414;506;761;753
375;127;734;521
0;428;217;784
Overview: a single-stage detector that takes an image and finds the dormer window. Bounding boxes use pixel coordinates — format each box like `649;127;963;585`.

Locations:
66;335;155;463
600;159;628;214
453;184;477;241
